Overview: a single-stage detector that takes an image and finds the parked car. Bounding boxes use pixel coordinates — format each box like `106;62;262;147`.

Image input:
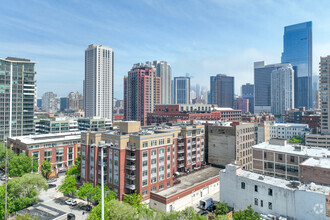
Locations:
67;213;75;220
65;200;77;206
47;178;57;183
80;205;92;211
48;184;56;188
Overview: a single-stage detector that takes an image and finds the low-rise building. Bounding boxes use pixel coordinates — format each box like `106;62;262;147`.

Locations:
242;112;275;123
208;121;254;170
35;117;79;134
305;133;330;149
150;166;220;212
254;121;271;145
80;121;206;201
220;164;330;220
252;139;330;181
270;123;309;140
7;132;81;177
78;117;112;131
301;114;321;130
299;158;330;186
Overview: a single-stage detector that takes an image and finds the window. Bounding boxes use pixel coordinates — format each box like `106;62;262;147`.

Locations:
268;188;273;196
142;189;148;196
143;161;148;167
290;156;294;163
241;182;245;189
261;200;263;207
159;184;164;190
167;146;171;153
159;139;164;145
167;182;170;187
143;151;148;158
268;202;272;210
167;138;171;144
143;170;148;177
254;198;258;206
151;149;157;156
278;154;283;161
151;159;157;164
264;152;267;159
143;179;148;186
159;148;165;154
151;186;157;192
44;150;52;161
151;168;157;174
143;141;148;148
255;185;258;192
151;177;157;183
151;140;157;146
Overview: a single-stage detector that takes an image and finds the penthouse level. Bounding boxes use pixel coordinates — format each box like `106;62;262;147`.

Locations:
147;104;241;125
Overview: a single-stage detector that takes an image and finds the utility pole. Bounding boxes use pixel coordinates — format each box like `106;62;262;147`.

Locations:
4;145;8;220
99;141;105;220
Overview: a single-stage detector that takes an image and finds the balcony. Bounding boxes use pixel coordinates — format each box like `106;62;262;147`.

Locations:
125;174;136;180
126;165;136;170
192;141;196;145
178;163;184;168
178;143;184;147
178;149;184;154
126;155;136;160
126;184;136;190
178;136;184;139
178;156;184;161
192;147;196;151
127;146;136;151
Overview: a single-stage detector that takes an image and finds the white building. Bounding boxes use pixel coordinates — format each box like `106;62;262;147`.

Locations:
41;91;58;113
220;164;330;220
271;65;294;116
154;61;172;104
270;123;309;139
84;44;114;121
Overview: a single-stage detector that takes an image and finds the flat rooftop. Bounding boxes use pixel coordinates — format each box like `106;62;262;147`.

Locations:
9;132;81;144
155;167;220;197
271;123;308;128
300;158;330;169
253;142;330;158
226;164;330;194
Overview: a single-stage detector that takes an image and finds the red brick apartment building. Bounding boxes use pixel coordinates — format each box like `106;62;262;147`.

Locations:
147;104;241;125
124;66;161;126
7;132;81;177
80;121;206;201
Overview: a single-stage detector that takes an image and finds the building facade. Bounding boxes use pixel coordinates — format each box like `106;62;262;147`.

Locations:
271;64;294;116
42;92;58;113
68;91;83;111
282;21;313;110
210;74;234;108
154;61;172;104
60;97;69;112
0;57;36;141
84;44;114;121
80;121;205;201
270;123;309;139
208;122;254;170
124;66;161;125
77;117;112;131
173;77;190;104
7;132;81;177
234;98;249;114
220;164;330;220
242;83;254;113
35;118;79;134
320;55;330;134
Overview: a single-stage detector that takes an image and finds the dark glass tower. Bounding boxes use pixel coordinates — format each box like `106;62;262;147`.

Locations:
281;21;312;109
209;74;234;108
174;77;190;104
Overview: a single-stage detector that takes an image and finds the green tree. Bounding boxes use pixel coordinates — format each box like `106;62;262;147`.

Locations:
87;199;138;220
59;175;77;197
8;153;38;177
41;160;52;179
180;206;207;220
123;191;144;208
66;153;81;177
289;136;304;145
215;202;229;215
233;205;260;220
77;182;94;204
0;143;14;169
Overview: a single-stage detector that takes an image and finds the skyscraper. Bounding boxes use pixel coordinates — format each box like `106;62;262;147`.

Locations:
174;77;190;104
153;61;172;104
210;74;234;108
42;92;58;113
241;83;254;113
124;65;161;125
84;44;114;121
254;61;293;113
281;21;312;109
0;57;36;141
271;64;294;117
60;97;69;112
196;84;201;98
319;56;330;134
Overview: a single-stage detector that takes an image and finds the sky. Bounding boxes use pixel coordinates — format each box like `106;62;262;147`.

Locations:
1;0;330;99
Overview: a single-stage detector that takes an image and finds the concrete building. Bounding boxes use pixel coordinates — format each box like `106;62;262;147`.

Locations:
285;107;306;123
0;57;36;141
35;118;79;134
42;92;58;113
254;121;271;145
124;66;161;126
242;112;275;123
301;114;321;130
68;91;83;111
270;123;309;139
299;157;330;186
150;166;220;212
242;83;254;114
210;74;234;108
320;56;330;134
77;117;112;131
84;44;114;121
173;77;190;104
234;98;249;114
80;121;205;201
147;105;241;125
254;62;293;114
190;90;196;104
154;61;172;104
271;64;294;116
252;139;330;181
220;164;330;220
305;133;330;149
7;132;81;177
208;121;254;170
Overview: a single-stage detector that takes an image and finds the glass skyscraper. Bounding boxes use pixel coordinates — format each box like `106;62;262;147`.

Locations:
281;21;312;109
174;77;190;104
209;74;234;108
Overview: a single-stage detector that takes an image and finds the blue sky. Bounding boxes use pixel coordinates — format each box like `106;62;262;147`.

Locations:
1;0;330;99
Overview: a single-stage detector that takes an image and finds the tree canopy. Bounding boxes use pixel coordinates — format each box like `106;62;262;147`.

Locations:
233;205;260;220
41;160;52;179
59;175;77;197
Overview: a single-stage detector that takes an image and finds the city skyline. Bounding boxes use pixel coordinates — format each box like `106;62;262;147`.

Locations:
1;1;330;99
